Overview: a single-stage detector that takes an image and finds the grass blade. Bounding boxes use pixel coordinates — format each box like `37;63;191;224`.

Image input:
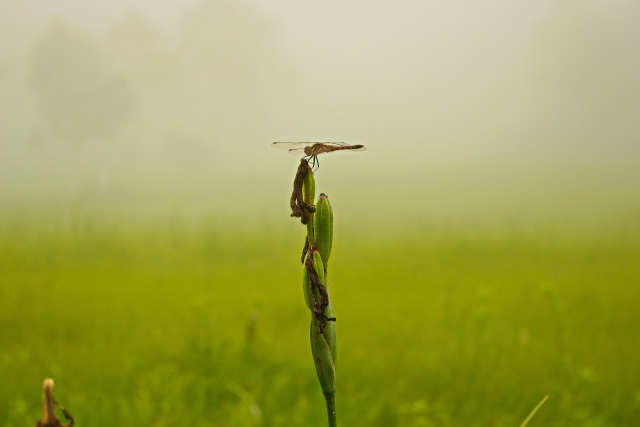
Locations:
519;395;549;427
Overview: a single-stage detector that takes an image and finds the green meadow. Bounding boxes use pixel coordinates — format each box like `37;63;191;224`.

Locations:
2;2;639;426
1;214;639;426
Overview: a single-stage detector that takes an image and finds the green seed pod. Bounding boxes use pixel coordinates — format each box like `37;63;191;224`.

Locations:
303;167;315;206
323;279;337;366
302;266;313;311
303;249;327;314
311;249;325;304
314;194;333;268
312;250;337;369
303;168;316;245
310;318;336;395
324;319;337;371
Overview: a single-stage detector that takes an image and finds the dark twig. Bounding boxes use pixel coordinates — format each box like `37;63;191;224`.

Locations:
305;250;336;334
57;403;75;427
290;159;316;224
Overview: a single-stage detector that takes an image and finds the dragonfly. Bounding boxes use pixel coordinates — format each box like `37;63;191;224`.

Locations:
271;141;366;169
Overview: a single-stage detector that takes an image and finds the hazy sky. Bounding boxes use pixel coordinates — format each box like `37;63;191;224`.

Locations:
1;0;638;226
6;1;552;31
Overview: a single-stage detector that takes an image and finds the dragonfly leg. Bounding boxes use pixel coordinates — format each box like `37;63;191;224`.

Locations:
302;155;320;171
304;155;316;171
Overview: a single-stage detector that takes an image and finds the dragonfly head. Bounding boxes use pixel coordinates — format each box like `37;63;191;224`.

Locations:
304;145;316;156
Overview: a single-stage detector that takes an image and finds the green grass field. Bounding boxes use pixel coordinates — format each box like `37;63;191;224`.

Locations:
1;216;639;426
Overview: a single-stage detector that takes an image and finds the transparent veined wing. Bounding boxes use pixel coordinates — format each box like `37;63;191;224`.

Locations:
272;142;353;148
271;142;309;155
271;142;313;149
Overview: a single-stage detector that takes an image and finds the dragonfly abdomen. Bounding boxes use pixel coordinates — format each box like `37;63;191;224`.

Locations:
304;143;364;156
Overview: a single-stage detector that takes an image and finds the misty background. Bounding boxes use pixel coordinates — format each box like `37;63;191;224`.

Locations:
1;0;638;229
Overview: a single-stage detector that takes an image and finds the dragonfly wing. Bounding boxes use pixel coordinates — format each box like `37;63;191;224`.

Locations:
287;147;308;155
272;142;313;150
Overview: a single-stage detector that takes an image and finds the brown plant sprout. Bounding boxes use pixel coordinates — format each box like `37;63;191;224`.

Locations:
289;158;316;225
36;379;74;427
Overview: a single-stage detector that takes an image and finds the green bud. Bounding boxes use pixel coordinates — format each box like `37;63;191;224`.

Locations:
323;278;337;366
314;193;333;268
303;168;316;245
309;250;337;384
302;249;327;314
311;249;325;306
303;167;315;206
310;318;336;395
302;266;313;311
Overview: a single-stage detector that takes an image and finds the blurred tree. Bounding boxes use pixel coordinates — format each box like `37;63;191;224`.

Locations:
107;14;177;94
176;0;280;94
173;0;285;138
27;21;132;141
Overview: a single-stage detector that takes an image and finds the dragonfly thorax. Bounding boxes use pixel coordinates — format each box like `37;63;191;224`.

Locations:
304;143;329;156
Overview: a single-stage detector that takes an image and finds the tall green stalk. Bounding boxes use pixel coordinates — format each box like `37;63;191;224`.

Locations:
301;168;337;427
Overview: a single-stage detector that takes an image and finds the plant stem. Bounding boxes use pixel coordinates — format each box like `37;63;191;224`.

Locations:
324;392;337;427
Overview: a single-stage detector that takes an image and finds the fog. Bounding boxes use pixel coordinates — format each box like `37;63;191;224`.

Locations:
1;0;638;228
